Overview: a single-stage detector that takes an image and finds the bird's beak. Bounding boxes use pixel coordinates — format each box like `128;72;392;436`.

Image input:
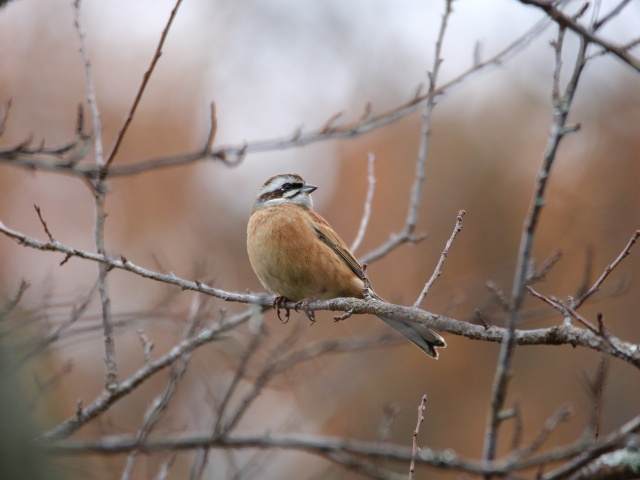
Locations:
302;184;318;193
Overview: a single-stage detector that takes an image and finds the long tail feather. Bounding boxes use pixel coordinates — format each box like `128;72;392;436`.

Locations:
377;316;446;359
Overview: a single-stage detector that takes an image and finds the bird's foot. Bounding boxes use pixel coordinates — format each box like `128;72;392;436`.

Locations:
294;299;316;324
333;308;354;322
273;296;291;323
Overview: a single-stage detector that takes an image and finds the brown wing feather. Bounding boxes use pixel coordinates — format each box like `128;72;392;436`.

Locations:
305;210;364;281
306;211;445;358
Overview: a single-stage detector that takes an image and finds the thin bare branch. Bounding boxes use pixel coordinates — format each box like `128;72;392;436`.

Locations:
15;278;101;367
319;111;344;134
571;230;640;310
0;279;30;321
583;356;608;441
73;0;103;167
511;405;573;461
136;329;154;365
414;210;465;308
0;98;11;137
593;0;633;31
530;249;563;283
204;101;218;153
105;0;185;169
350;152;376;253
406;0;452;239
34;205;56;243
377;403;400;443
511;27;586;316
527;286;598;333
409;394;428;480
73;0;118;391
519;0;640;72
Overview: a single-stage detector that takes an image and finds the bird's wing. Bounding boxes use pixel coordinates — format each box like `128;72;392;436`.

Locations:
305;210;445;358
306;210;364;281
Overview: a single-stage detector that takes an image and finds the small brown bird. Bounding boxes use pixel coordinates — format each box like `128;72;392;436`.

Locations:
247;173;446;358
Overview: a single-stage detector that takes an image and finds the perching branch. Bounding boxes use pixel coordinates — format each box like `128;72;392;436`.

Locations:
1;219;638;368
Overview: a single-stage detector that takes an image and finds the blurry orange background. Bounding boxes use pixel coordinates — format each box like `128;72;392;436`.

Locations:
0;1;639;479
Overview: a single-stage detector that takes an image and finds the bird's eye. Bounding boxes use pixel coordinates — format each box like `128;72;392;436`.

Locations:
281;183;292;190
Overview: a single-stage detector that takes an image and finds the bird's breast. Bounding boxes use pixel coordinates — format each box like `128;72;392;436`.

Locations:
247;205;363;301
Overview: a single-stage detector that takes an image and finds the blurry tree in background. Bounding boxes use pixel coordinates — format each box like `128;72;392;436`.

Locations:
0;0;639;479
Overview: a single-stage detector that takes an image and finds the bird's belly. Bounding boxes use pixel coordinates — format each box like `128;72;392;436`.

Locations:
247;207;364;301
249;238;326;300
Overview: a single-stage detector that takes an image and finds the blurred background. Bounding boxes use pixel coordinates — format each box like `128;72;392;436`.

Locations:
0;0;639;478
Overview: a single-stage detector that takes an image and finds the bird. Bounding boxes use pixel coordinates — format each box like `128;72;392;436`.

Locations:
247;173;446;359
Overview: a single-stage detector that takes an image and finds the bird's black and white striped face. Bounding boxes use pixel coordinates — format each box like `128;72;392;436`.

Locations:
253;174;318;212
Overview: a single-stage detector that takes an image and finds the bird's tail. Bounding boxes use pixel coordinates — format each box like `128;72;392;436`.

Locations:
377;315;446;359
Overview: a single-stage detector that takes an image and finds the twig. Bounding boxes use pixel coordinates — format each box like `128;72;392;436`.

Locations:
362;1;462;265
527;286;597;333
414;210;465;308
571;230;640;310
27;361;74;413
0;279;30;321
406;0;452;243
204;101;218;153
511;405;573;461
511;25;586;316
474;309;491;328
583;356;608;441
155;455;176;480
527;286;638;366
0;98;11;137
73;0;118;391
485;281;511;313
95;224;117;391
73;0;103;166
136;329;155;365
105;0;185;169
530;249;563;283
509;400;523;451
519;0;640;72
409;394;428;480
319;111;344;134
377;403;400;443
350;152;376;253
15;278;101;367
34;205;55;242
593;0;633;31
574;246;593;299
